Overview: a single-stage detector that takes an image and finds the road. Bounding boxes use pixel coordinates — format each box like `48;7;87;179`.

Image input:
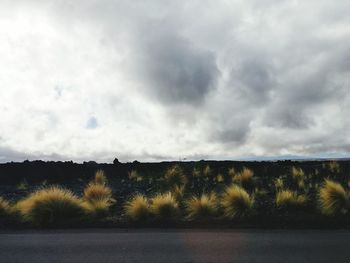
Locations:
0;229;349;263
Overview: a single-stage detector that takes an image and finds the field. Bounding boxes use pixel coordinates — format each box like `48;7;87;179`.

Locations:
0;160;349;228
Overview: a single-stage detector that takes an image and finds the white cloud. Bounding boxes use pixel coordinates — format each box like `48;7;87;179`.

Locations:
0;0;350;162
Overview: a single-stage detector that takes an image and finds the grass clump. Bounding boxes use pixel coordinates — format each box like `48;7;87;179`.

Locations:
124;194;151;221
192;167;201;177
216;174;224;183
83;183;114;204
83;172;115;218
186;193;218;220
203;165;212;177
82;199;113;218
275;190;308;210
228;167;236;178
291;167;305;181
93;170;108;185
274;177;284;191
319;179;349;216
221;185;254;219
128;170;143;182
0;197;12;218
171;185;185;202
232;167;254;189
150;192;179;220
328;160;341;173
164;165;187;186
16;187;85;226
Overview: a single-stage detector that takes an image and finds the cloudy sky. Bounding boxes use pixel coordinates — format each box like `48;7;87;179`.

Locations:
0;0;350;163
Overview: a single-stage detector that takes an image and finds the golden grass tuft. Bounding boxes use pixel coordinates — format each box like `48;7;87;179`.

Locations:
150;192;179;220
171;185;185;202
275;190;308;209
192;167;201;177
328;160;341;173
186;193;218;220
216;174;224;183
291;167;305;181
83;183;114;204
319;179;349;215
164;165;187;186
274;177;284;191
232;167;254;189
124;194;151;221
0;197;12;217
16;187;85;226
93;170;108;185
228;167;236;178
82;198;112;218
128;170;143;182
203;165;211;177
82;172;115;218
221;185;254;219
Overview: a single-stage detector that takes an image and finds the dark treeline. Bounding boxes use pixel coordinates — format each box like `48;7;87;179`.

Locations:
1;159;349;184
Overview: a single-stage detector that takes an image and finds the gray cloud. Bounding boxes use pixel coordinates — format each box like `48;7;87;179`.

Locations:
133;28;220;105
1;0;350;162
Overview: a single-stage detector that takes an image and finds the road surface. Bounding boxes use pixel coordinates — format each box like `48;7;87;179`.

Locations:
0;229;349;263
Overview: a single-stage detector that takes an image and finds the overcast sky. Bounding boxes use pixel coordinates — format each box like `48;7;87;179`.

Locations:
0;0;350;163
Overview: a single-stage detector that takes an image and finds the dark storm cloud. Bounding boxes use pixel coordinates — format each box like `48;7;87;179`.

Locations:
229;58;274;105
2;0;350;162
134;29;220;105
263;49;349;129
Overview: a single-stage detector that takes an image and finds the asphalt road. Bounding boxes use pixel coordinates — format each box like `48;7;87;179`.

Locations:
0;229;349;263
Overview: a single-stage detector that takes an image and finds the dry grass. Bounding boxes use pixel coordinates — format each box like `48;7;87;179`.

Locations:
82;171;115;217
164;165;187;186
0;197;12;217
16;186;85;226
274;177;284;191
221;185;254;219
83;183;114;204
232;167;254;189
93;170;108;185
192;167;201;177
228;167;236;178
328;160;341;173
291;167;305;181
203;165;211;177
171;185;185;202
128;170;143;182
82;198;112;218
275;190;308;210
319;179;349;215
150;192;179;220
186;193;218;220
124;194;151;221
216;174;224;183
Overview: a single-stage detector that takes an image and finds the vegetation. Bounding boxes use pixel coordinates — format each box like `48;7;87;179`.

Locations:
203;165;212;177
328;160;341;173
128;170;142;182
1;160;350;228
232;167;254;189
319;179;349;216
275;190;308;210
82;171;115;217
221;185;254;219
124;194;151;221
150;192;179;220
164;165;187;186
0;197;12;218
16;187;85;226
186;193;218;220
93;170;108;185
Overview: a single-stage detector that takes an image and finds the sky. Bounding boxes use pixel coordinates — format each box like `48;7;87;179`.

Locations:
0;0;350;163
